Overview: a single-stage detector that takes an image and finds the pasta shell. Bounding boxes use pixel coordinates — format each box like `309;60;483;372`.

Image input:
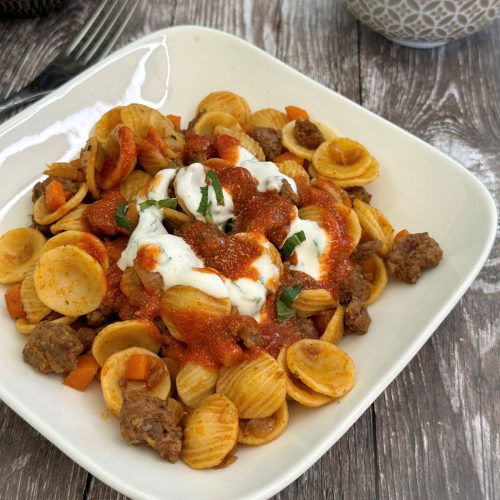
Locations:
42;230;108;273
353;199;394;255
34;244;106;316
81;137;104;199
216;353;286;419
319;305;345;344
334;203;362;249
213;126;265;161
138;150;171;176
92;319;161;367
100;347;171;415
193;111;242;136
20;265;51;324
119;170;152;202
98;125;137;190
33;183;88;225
181;393;239;469
282;120;336;160
277;348;333;407
329;158;380;188
120;103;185;156
0;228;46;284
43;162;81;181
365;255;388;305
176;362;219;407
94;106;123;144
160;285;231;341
297;205;323;224
286;339;355;399
238;401;288;446
277;159;310;184
310;177;351;206
293;289;336;317
49;204;90;234
197;91;251;129
163;207;194;230
312;138;372;180
16;315;77;335
249;108;289;130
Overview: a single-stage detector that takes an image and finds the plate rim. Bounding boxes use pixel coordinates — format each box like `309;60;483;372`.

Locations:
0;25;497;500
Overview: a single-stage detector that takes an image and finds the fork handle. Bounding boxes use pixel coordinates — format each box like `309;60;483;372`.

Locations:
0;87;53;115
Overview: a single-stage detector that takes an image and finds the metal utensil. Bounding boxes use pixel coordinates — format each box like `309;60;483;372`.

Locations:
0;0;140;115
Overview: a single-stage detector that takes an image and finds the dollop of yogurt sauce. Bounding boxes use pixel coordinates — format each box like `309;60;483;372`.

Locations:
117;147;330;318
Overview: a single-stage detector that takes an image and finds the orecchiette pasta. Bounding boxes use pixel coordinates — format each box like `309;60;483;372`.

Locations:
1;93;442;469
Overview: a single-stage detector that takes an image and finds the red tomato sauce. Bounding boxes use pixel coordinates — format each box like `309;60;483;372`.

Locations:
85;190;127;237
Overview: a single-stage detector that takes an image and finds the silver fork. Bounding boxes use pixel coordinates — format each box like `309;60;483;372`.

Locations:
0;0;140;116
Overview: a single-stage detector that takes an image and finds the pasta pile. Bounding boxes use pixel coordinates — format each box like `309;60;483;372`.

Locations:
0;91;442;469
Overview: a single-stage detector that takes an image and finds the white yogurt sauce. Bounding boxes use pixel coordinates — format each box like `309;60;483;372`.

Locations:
119;166;281;320
174;162;234;229
285;207;329;281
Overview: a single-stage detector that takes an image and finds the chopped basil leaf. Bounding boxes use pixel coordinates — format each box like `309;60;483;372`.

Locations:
280;284;303;307
207;170;224;206
138;199;157;211
204;201;214;223
276;299;295;323
157;198;178;209
197;186;209;215
280;230;306;259
222;218;233;233
115;201;131;230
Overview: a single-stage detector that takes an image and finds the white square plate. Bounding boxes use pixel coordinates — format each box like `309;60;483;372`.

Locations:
0;26;496;500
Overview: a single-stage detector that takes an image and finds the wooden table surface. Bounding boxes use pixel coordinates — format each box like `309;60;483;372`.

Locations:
0;1;498;499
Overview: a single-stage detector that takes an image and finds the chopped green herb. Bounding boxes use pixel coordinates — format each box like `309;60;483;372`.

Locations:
280;284;303;307
157;198;178;209
222;218;234;233
204;201;214;223
138;199;157;211
276;299;296;323
197;186;209;215
280;230;306;259
115;201;131;230
207;170;224;206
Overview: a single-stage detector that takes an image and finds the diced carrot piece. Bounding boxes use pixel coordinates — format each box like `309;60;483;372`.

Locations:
63;353;100;392
4;284;26;319
125;354;153;381
45;180;67;212
273;151;305;165
395;229;410;240
285;105;309;121
166;114;181;130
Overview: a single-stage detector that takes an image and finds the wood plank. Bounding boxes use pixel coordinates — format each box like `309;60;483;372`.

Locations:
359;17;500;500
0;402;88;499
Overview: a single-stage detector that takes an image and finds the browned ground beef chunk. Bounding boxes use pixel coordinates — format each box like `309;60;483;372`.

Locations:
344;298;371;335
279;179;300;205
120;392;183;463
183;133;217;164
347;186;372;204
339;265;372;305
23;322;83;374
236;324;262;349
85;305;113;327
250;127;283;160
31;176;79;203
386;232;443;284
351;240;383;264
76;327;97;352
294;318;319;339
293;119;325;150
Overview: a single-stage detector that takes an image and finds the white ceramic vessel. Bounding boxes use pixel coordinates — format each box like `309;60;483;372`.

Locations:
0;26;496;500
345;0;500;48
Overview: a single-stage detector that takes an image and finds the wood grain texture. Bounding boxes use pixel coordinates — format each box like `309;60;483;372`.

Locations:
0;1;498;499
